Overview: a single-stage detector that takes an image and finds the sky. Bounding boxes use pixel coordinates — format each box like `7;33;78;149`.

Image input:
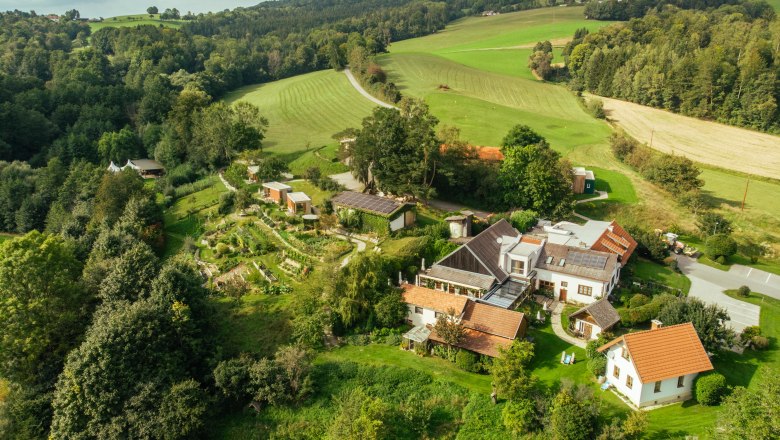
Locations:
0;0;261;17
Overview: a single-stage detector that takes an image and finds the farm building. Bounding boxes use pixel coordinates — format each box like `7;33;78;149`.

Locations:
262;182;292;204
598;322;714;408
108;159;165;177
417;219;625;307
331;191;416;233
401;284;527;357
573;167;596;194
286;192;311;214
568;298;621;340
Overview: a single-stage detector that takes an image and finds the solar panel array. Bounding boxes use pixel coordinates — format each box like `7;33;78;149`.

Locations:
331;192;402;215
567;251;608;269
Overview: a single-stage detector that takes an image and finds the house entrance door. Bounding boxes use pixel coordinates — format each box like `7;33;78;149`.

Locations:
559;289;567;302
582;323;592;340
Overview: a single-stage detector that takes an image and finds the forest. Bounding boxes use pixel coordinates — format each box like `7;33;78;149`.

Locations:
569;4;780;132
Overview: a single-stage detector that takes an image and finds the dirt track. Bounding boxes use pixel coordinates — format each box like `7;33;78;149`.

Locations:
597;96;780;180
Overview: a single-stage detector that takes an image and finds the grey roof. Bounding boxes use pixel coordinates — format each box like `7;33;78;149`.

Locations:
462;219;518;283
331;191;405;216
570;298;620;329
287;192;311;203
424;265;496;290
535;243;618;282
444;215;466;221
478;279;530;309
262;181;292;191
128;159;164;170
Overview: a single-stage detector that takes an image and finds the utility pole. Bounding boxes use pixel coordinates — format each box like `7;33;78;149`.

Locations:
741;178;750;211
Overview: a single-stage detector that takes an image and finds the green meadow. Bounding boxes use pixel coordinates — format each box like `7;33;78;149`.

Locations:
225;70;376;155
89;14;185;31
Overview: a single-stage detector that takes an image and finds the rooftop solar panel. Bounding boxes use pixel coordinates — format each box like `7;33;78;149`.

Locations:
331;192;403;215
567;251;608;269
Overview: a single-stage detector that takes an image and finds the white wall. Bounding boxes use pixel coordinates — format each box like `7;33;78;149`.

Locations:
604;344;643;406
390;212;405;231
406;304;438;327
637;373;698;407
536;269;606;305
574;318;603;340
605;343;699;407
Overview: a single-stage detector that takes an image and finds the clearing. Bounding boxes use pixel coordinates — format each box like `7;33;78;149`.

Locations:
224;70;376;155
89;14;185;31
599;95;780;180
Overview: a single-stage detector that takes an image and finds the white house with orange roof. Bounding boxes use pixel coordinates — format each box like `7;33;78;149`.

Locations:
598;321;714;408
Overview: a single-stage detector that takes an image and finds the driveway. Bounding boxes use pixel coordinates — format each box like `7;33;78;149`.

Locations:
343;68;398;109
675;256;767;333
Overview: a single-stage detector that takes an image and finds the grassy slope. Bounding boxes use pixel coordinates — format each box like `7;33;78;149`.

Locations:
633;258;692;293
213;294;294;359
288;180;335;207
224;70;376;156
90;14;184;31
162;178;227;257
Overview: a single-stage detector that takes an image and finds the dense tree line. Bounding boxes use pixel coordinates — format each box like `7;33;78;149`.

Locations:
581;0;764;21
569;5;780;132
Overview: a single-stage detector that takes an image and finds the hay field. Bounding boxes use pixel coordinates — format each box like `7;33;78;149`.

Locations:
224;70;376;154
90;14;184;31
600;96;780;180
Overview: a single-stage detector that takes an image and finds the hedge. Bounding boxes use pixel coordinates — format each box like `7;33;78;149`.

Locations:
695;373;727;406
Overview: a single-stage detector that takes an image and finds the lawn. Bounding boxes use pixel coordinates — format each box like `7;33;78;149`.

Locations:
282;144;348;177
162;178;227;257
212;293;295;359
631;258;692;294
224;70;376;155
89;14;184;31
288;180;335;207
575;166;639;218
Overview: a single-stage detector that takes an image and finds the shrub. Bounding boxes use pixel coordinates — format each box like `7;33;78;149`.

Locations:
707;234;737;259
215;243;230;257
695;373;727;406
751;335;769;350
737;285;751;297
455;350;480;373
740;326;761;345
414;342;428;356
716;255;727;265
587;99;605;119
587;356;607;377
629;293;650;309
509;210;538;232
669;260;679;272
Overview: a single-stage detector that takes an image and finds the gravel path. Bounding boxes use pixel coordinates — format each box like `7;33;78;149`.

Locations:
343;68;398;110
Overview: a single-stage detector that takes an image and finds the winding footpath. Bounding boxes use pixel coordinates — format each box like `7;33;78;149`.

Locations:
343;68;398;110
551;303;586;348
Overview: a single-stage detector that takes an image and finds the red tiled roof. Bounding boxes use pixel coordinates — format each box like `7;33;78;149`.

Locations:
475;146;504;162
461;302;525;339
401;284;468;315
597;323;713;383
430;328;512;357
591;221;638;263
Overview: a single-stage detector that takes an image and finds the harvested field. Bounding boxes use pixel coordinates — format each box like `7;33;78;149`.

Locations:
599;96;780;180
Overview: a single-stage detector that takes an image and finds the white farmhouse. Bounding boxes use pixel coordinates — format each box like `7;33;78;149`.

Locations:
598;322;714;408
417;219;630;307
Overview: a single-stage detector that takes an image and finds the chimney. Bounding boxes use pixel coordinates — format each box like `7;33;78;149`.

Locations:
421;258;426;271
415;274;420;286
398;271;403;286
651;319;663;330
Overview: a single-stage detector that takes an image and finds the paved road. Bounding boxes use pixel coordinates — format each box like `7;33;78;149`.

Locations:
343;68;398;109
676;256;770;333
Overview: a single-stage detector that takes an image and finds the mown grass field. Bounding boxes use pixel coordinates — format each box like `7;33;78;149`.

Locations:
225;70;376;155
89;14;185;31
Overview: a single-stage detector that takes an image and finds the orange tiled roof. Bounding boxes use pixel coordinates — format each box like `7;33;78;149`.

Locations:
597;323;713;383
591;221;638;263
475;146;504;161
430;328;512;357
461;302;525;339
521;236;543;245
402;284;468;315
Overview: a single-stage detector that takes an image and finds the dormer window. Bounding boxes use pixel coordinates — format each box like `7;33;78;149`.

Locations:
511;259;525;274
558;258;566;267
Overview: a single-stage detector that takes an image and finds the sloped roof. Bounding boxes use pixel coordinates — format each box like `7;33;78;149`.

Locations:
570;298;620;329
331;191;406;216
439;219;518;284
461;301;525;339
128;159;164;170
401;284;468;315
591;221;638;263
424;265;496;290
430;328;512;358
535;243;618;282
476;146;504;161
598;323;713;383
